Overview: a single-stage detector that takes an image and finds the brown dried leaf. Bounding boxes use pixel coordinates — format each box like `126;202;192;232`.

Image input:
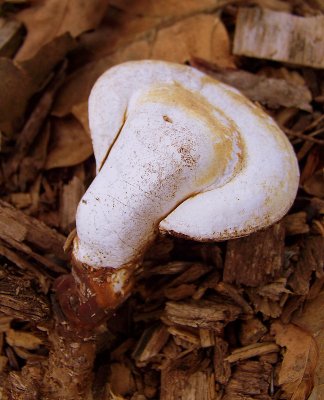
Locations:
15;0;109;61
0;34;75;135
271;321;318;400
293;291;324;400
109;0;223;18
45;116;93;169
0;355;8;373
0;58;34;132
109;363;136;397
303;169;324;198
152;15;235;68
53;14;234;116
0;18;24;58
71;101;90;135
53;39;151;116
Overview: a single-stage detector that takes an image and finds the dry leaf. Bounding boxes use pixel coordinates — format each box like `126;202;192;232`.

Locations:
45;116;93;169
15;0;109;61
19;33;75;89
53;39;151;116
293;291;324;400
53;14;234;116
271;321;318;400
71;101;90;135
109;0;222;18
0;58;34;132
0;34;75;135
80;11;159;63
152;15;235;68
303;169;324;198
0;355;8;373
109;363;136;396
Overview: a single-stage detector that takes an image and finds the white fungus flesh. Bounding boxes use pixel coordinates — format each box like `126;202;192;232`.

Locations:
74;60;299;269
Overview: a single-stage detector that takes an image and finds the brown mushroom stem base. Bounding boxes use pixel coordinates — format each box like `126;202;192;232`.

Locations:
54;256;136;330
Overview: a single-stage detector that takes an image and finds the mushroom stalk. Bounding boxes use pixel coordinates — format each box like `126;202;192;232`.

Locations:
55;61;299;329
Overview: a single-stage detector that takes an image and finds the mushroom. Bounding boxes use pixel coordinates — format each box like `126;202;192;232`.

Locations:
55;60;299;329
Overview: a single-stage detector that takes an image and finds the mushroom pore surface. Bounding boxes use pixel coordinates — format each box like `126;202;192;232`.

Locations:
74;60;299;269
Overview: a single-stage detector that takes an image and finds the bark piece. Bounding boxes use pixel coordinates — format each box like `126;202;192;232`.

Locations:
163;299;241;331
233;7;324;68
224;224;285;287
191;59;312;111
0;200;66;260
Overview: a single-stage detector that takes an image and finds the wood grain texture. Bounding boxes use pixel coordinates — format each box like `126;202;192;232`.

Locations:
234;7;324;68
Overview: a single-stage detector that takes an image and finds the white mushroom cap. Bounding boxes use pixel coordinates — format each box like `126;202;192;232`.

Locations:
74;60;299;269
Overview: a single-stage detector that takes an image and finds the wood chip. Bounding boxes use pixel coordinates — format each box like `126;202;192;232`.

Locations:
161;365;216;400
199;329;215;348
168;326;200;346
163;299;241;331
213;282;253;315
223;360;272;400
233;7;324;68
239;318;268;346
225;342;279;363
0;200;66;260
6;329;43;350
132;324;169;364
289;236;324;295
283;211;310;235
214;336;231;385
0;267;50;322
224;224;285;287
